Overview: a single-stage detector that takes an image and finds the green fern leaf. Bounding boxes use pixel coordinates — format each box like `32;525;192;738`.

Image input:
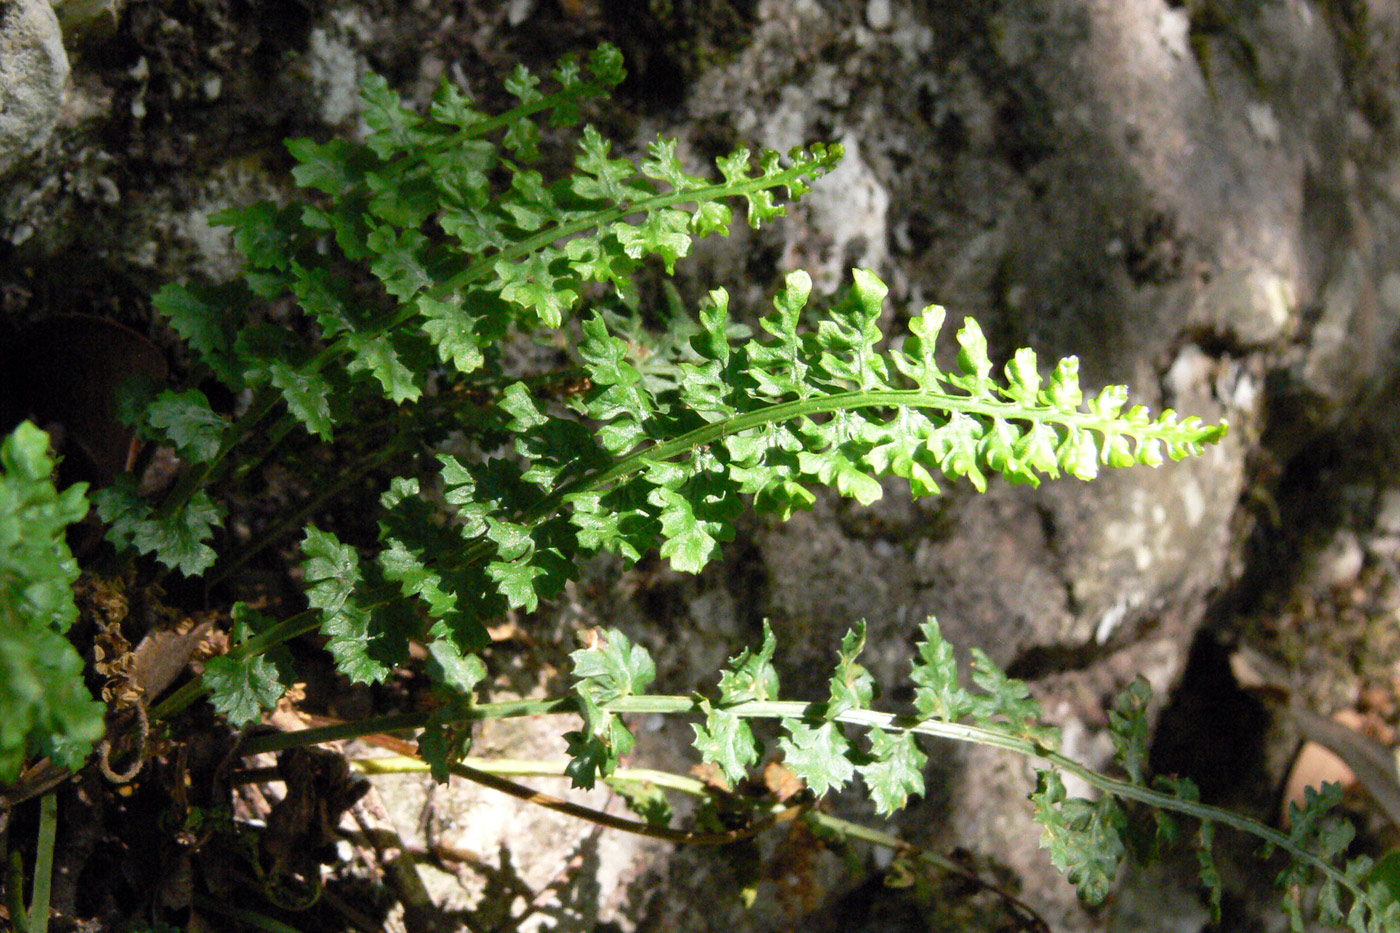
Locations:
859;729;927;816
98;477;223;576
717;622;781;704
302;526;398;684
1197;820;1223;924
911;618;976;722
269;361;334;440
570;629;655;702
151;282;242;386
968;649;1049;742
211;201;301;271
359;73;424;158
825;622;875;719
496;252;578;327
779;718;855;797
651;483;720;574
1108;677;1153;785
0;422;103;781
1032;770;1128;905
345;332;423;404
566;629;654;789
142;388;226;462
286;137;364;196
692;701;760;784
612;210;692;274
203;604;292;726
132;489;223;576
416;293;485;374
367;226;433;300
425;639;486;695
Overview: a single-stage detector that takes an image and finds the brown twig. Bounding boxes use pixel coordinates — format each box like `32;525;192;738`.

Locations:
287;716;789;846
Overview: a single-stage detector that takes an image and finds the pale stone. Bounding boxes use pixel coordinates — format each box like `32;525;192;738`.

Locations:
1190;268;1295;347
0;0;70;177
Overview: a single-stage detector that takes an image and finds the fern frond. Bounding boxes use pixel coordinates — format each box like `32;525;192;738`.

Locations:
0;423;104;780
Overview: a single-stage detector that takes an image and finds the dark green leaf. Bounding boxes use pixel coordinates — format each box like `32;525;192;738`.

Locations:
345;332;423;403
287;137;364;195
910;617;975;722
570;629;656;702
269;360;334;440
496;252;577;328
152;282;241;386
716;623;780;704
303;526;393;684
204;604;291;726
417;293;485;374
367;226;433;300
608;778;672;826
143;388;226;462
116;488;223;576
651;484;718;574
1109;677;1153;785
779;718;854;797
1032;770;1127;905
692;701;760;784
826;622;875;719
859;729;926;816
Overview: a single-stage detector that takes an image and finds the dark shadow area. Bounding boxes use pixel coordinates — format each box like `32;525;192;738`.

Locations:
1149;631;1271;807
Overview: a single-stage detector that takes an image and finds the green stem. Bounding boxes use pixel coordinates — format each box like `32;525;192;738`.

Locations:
28;793;56;933
235;693;1362;903
442;384;1219;575
7;850;30;933
191;892;305;933
210;442;404;588
153;387;281;522
149;607;326;721
225;409;301;485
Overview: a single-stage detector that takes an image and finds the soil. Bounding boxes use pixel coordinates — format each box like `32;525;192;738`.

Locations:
4;0;1400;931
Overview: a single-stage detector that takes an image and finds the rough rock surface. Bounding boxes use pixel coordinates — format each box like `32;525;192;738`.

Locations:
5;0;1400;930
0;0;70;177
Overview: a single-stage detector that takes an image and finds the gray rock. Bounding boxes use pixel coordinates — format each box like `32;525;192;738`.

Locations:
1189;267;1295;348
0;0;70;178
53;0;126;46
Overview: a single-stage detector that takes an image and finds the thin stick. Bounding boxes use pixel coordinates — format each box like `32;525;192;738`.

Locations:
7;850;31;933
28;793;56;933
334;724;785;846
191;892;305;932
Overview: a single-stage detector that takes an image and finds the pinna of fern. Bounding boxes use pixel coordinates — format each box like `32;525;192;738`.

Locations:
302;267;1226;693
95;43;841;578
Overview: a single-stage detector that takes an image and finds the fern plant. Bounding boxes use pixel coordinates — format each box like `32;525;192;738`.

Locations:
3;41;1392;930
0;423;104;785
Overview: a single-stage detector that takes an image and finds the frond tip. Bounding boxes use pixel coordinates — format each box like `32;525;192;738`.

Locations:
568;267;1230;510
